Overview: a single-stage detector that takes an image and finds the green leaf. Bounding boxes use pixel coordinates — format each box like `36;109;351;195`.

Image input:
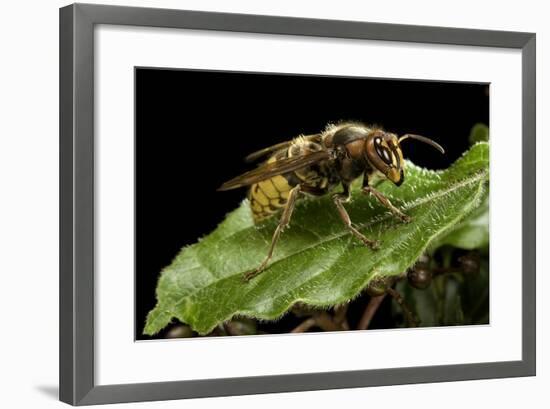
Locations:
469;123;489;144
144;142;489;335
430;196;489;250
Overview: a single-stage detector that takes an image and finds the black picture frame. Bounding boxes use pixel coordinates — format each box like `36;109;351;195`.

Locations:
60;3;536;405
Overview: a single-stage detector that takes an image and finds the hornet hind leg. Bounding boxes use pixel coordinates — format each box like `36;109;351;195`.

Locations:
243;184;302;281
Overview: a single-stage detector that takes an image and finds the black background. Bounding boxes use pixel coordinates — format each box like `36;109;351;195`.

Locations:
135;68;488;339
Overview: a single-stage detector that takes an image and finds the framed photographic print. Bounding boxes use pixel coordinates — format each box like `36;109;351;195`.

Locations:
59;3;536;405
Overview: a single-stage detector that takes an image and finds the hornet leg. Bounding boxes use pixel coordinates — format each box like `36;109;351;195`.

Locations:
362;185;411;223
243;184;301;281
333;183;380;249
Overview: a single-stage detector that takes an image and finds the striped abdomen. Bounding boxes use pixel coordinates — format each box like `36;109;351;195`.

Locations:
248;137;336;223
248;155;293;223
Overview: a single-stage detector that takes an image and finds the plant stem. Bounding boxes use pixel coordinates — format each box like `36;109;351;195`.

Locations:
315;312;341;332
334;304;350;330
387;287;419;327
291;311;344;333
291;317;317;333
357;294;386;330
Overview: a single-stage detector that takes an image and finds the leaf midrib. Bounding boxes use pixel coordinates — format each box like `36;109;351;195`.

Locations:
241;175;488;315
199;169;488;276
173;170;488;315
191;178;488;333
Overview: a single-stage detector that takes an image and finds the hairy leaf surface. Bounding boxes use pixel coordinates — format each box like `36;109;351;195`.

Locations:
144;143;489;335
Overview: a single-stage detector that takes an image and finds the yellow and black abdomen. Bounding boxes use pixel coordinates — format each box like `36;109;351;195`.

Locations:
248;155;293;223
247;136;334;223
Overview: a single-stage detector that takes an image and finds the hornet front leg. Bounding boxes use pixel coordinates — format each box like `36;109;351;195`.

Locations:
362;175;411;223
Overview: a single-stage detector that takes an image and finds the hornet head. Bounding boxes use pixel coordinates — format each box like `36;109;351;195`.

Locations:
365;130;445;186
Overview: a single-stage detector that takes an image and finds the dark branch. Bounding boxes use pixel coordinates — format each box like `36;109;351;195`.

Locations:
387;287;419;327
357;295;386;330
